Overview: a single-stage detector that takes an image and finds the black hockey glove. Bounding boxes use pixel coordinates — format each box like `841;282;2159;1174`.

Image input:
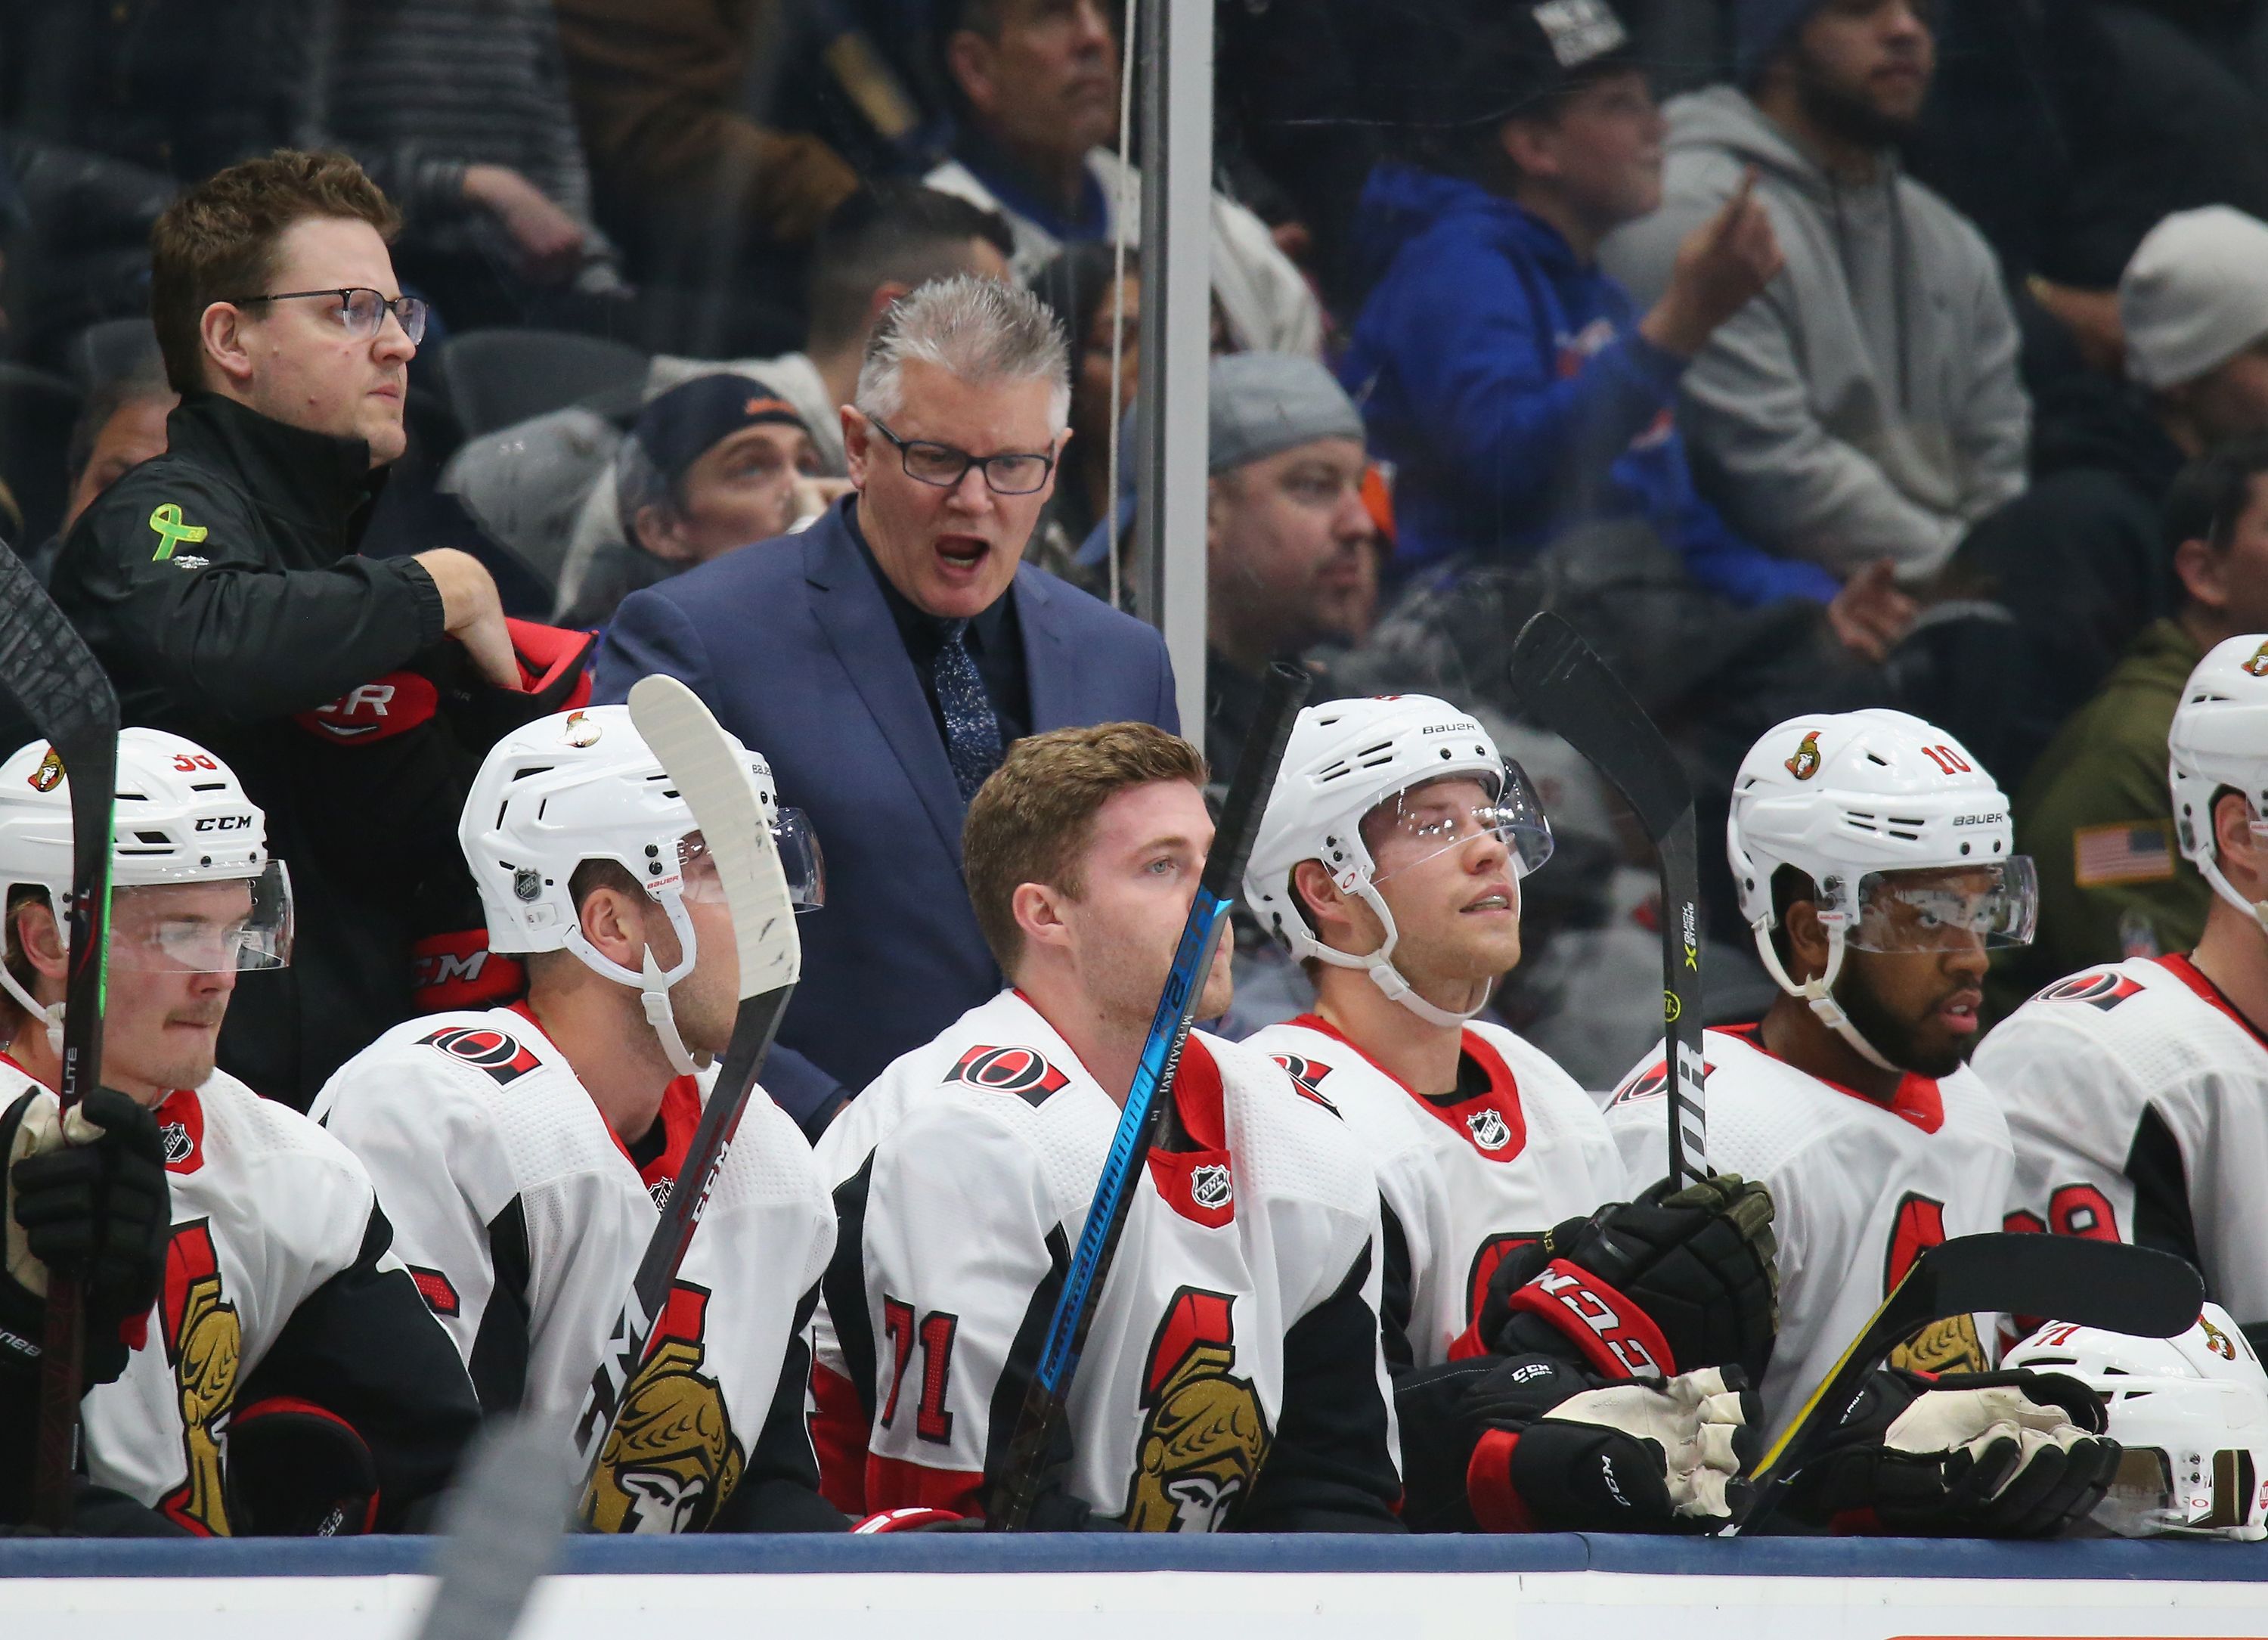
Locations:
1784;1366;2120;1538
225;1398;381;1536
1479;1173;1778;1384
3;1087;171;1387
1469;1355;1760;1533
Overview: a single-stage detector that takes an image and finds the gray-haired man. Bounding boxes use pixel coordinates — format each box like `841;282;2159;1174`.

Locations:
592;275;1178;1133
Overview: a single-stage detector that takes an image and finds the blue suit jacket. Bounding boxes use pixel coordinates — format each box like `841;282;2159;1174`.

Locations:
593;500;1179;1127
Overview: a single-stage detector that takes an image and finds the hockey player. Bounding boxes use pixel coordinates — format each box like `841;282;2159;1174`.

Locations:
311;706;841;1533
1238;694;1773;1533
811;721;1402;1530
1606;708;2122;1536
1978;635;2268;1356
0;730;480;1534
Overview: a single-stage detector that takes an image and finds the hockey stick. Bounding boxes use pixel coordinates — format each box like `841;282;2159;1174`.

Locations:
1507;612;1707;1186
569;674;801;1522
1733;1232;2206;1534
411;1415;575;1640
0;539;121;1529
987;661;1312;1530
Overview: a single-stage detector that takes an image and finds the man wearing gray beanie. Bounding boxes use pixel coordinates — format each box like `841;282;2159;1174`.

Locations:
2122;206;2268;457
1204;353;1378;778
1603;0;2028;584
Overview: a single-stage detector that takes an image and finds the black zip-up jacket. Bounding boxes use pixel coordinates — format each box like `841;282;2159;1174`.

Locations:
49;393;460;1108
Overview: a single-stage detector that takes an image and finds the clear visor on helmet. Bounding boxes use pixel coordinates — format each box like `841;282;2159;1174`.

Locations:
668;814;826;913
1845;857;2038;954
107;860;294;974
2095;1443;2259;1539
1364;761;1554;885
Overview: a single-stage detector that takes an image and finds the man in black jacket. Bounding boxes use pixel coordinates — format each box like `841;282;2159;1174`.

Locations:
49;149;574;1108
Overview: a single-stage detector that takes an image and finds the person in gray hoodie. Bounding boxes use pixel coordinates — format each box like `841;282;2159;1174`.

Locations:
1601;0;2029;583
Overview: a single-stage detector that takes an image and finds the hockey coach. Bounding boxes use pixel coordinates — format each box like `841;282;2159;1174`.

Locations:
50;150;585;1108
596;274;1178;1133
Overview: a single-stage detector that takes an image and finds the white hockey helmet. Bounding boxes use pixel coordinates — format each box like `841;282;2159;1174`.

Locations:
1244;695;1552;1026
2168;635;2268;933
0;730;293;1041
2005;1303;2268;1541
1729;709;2035;1071
460;706;820;1072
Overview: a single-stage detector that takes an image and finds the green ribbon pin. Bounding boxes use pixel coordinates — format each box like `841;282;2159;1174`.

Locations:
148;503;209;561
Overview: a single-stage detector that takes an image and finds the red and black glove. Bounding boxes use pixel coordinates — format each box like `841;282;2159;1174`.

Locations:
1473;1173;1778;1385
225;1397;380;1536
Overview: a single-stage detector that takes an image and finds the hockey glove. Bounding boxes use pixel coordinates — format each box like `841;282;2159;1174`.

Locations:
3;1087;170;1386
1478;1173;1778;1384
1784;1366;2120;1538
1461;1356;1760;1533
225;1397;380;1536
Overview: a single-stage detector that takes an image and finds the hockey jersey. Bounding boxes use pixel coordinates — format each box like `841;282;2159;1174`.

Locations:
1242;1015;1630;1370
1604;1026;2014;1441
310;1004;838;1532
0;1060;480;1533
1975;954;2268;1350
810;987;1401;1530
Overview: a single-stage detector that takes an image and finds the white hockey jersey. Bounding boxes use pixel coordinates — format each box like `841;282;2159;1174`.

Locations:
1975;953;2268;1342
1604;1025;2014;1441
811;988;1400;1530
310;1003;837;1532
1242;1015;1630;1369
0;1058;479;1533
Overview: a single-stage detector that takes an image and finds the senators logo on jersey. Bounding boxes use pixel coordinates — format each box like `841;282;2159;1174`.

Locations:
1883;1193;1986;1376
584;1282;745;1535
945;1044;1071;1105
156;1221;241;1536
2034;970;2146;1012
1125;1288;1271;1532
419;1026;541;1087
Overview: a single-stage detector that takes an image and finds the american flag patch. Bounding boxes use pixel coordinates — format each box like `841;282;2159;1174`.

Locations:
2073;821;2175;887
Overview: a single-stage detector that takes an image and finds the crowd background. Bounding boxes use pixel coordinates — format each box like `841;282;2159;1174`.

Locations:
3;0;2266;1088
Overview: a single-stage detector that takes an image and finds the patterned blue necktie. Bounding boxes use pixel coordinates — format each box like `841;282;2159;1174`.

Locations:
935;618;1003;801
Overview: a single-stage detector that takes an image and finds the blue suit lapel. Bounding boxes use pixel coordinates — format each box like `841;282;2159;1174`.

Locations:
804;512;968;866
1016;566;1075;733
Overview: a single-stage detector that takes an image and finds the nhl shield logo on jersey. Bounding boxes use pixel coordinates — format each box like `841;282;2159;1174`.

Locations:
945;1044;1071;1105
153;1088;205;1173
156;1221;241;1536
1786;730;1823;780
1189;1164;1232;1211
584;1282;745;1535
1126;1288;1272;1532
1466;1107;1514;1152
26;746;63;792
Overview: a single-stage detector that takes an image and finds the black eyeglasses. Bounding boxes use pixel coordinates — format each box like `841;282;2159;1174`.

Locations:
223;287;428;346
866;414;1055;495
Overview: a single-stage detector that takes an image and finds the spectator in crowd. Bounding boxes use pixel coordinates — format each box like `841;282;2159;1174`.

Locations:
550;0;864;344
59;369;173;536
1203;353;1374;779
557;372;832;628
1027;241;1139;586
445;185;1014;616
593;275;1176;1131
1930;205;2268;790
1991;438;2268;1016
924;0;1322;356
48;150;577;1108
1340;0;1909;655
1602;0;2029;583
312;0;633;332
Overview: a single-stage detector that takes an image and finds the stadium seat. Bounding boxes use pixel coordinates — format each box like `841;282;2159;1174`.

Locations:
437;330;650;439
0;364;87;550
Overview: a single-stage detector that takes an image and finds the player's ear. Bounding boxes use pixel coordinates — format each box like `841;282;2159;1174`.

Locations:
198;300;258;393
14;897;65;984
2213;789;2263;882
1011;879;1070;956
1781;896;1832;982
578;883;646;969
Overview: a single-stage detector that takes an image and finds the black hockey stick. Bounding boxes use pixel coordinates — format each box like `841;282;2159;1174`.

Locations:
987;661;1311;1530
0;539;121;1530
1733;1232;2206;1534
570;674;801;1522
1507;612;1707;1186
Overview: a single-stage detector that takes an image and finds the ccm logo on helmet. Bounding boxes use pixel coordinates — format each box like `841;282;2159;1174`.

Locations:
192;814;255;832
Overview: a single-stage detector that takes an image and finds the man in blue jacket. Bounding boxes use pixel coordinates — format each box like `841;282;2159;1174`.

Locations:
1340;0;1913;662
594;276;1177;1134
